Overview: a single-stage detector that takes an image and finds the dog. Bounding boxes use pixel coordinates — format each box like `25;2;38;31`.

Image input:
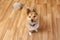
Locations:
26;8;40;36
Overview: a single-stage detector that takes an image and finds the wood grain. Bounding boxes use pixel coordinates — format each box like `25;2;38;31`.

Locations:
0;0;60;40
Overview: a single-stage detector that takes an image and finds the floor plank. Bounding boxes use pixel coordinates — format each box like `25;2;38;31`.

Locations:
0;0;60;40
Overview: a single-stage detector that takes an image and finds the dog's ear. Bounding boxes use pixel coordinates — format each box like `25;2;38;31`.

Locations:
33;8;36;12
27;8;31;15
33;8;37;14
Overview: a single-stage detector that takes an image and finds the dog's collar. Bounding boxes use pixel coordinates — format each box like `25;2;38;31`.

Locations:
30;24;36;27
29;22;39;28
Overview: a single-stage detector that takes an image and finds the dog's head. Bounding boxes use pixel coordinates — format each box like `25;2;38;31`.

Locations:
26;8;39;23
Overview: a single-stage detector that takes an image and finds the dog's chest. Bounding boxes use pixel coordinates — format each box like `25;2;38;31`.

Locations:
27;22;39;30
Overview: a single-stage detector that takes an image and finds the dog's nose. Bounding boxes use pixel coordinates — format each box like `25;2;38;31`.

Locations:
31;19;33;22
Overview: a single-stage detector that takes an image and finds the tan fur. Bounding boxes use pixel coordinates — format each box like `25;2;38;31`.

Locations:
26;8;40;32
27;12;39;24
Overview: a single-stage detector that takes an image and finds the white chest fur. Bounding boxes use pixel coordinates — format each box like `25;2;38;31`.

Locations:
26;22;39;31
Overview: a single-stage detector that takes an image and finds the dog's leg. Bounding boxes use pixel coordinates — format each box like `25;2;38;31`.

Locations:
35;29;38;32
29;31;32;36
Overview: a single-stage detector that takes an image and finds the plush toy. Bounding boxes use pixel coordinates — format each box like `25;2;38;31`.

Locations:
9;2;23;18
13;2;23;10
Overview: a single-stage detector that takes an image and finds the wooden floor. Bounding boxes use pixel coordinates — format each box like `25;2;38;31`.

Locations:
0;0;60;40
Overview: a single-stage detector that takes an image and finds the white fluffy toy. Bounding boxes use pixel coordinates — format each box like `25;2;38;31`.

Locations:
13;2;23;10
9;2;23;18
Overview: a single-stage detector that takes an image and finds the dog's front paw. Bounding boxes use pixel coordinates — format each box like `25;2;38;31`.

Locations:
35;29;38;32
29;32;32;36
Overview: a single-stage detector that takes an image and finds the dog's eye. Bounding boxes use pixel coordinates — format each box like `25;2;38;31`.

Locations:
34;16;36;17
29;16;31;18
